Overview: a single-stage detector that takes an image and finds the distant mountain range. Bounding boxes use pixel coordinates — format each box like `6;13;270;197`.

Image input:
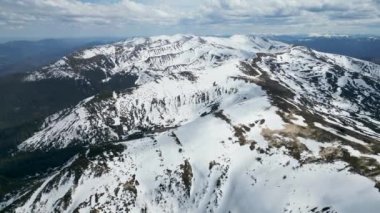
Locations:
0;35;379;77
272;35;380;65
0;38;123;76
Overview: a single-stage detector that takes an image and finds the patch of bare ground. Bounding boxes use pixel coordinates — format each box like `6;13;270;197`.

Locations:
122;174;138;198
214;110;232;124
319;145;380;191
170;132;182;146
209;160;220;171
178;71;198;81
214;110;254;145
180;160;193;197
239;61;260;76
261;124;308;160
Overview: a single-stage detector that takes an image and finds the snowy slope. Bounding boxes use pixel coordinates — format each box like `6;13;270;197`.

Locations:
19;35;288;150
12;108;380;213
24;35;287;82
2;35;380;212
256;46;380;139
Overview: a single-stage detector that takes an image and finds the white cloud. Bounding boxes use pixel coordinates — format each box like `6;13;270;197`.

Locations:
0;0;379;37
0;0;181;26
198;0;378;23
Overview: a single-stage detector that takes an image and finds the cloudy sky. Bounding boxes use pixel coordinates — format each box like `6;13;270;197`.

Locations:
1;0;379;39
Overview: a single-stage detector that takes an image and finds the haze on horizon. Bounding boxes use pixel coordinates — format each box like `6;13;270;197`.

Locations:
0;0;379;40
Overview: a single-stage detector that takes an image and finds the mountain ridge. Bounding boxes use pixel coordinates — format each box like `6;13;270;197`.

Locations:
1;34;380;213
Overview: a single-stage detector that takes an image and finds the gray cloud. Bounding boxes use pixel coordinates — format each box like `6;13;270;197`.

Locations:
0;0;379;38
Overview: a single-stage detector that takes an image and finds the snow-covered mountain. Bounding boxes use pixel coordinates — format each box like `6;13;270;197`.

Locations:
2;35;380;212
